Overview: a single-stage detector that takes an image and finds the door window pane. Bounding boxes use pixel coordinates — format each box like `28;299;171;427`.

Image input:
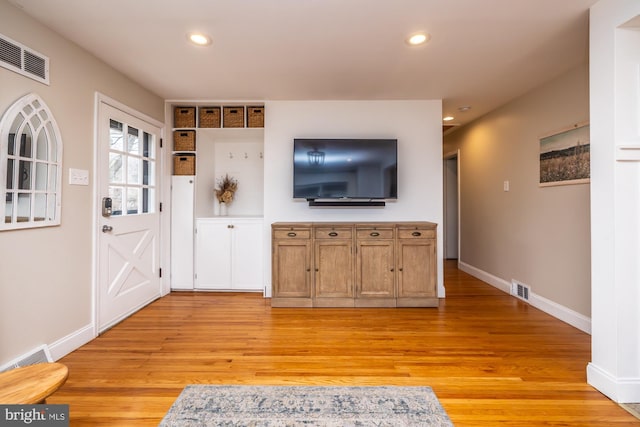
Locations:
110;120;124;152
127;156;140;184
143;132;153;158
142;188;155;213
128;127;139;155
127;187;139;214
143;159;155;186
109;152;123;183
49;165;57;191
109;186;123;216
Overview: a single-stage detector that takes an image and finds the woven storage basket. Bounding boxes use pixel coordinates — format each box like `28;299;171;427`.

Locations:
174;106;196;128
247;106;265;128
223;106;245;128
199;107;221;128
173;130;196;151
173;154;196;175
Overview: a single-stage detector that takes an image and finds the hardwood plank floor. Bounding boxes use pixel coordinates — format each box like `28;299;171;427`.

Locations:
49;260;638;426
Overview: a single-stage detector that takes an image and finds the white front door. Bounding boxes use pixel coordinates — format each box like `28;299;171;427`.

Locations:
96;100;162;332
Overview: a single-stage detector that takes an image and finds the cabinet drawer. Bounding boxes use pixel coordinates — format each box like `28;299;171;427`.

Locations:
273;229;311;239
315;228;352;239
397;228;435;239
356;228;394;239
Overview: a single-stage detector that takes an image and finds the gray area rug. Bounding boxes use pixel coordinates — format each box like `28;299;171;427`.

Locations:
159;385;454;426
620;403;640;420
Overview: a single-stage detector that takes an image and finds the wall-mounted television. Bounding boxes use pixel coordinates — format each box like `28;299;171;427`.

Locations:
293;138;397;205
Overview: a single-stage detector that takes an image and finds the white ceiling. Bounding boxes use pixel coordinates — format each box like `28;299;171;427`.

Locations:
8;0;596;128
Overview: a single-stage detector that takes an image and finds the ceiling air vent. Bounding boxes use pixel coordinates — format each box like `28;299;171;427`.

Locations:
0;33;49;85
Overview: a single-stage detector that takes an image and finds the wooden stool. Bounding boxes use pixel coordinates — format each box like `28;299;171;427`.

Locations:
0;362;68;404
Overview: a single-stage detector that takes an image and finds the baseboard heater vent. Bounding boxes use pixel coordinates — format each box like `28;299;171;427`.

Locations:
511;280;530;302
0;344;53;372
0;32;50;85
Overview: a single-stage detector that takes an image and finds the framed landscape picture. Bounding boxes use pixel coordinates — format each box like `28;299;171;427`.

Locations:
539;121;590;187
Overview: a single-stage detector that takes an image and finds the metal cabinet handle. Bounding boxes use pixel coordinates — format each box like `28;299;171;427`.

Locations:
370;232;380;237
287;232;297;237
102;225;113;233
412;231;422;237
329;232;338;237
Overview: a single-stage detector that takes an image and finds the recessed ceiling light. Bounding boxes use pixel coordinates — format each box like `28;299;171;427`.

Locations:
406;32;430;46
188;32;212;46
443;116;455;122
458;106;472;112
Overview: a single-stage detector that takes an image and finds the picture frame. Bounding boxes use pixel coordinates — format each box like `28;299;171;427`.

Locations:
539;121;590;187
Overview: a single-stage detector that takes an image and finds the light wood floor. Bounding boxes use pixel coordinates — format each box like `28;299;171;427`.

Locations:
49;260;638;426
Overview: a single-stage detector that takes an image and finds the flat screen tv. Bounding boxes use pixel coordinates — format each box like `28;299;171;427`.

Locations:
293;138;397;202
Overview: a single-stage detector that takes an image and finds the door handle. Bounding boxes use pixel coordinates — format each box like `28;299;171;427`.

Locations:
102;225;113;233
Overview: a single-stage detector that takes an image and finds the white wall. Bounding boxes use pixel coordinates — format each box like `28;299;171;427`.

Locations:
588;0;640;403
262;100;444;297
443;64;591;332
0;0;164;366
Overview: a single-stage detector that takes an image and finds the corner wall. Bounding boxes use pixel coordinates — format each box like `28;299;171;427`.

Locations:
0;0;164;366
443;64;591;331
588;0;640;403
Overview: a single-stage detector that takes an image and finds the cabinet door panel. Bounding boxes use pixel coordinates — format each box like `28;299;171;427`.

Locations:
273;240;311;298
232;220;263;290
315;240;353;298
171;176;194;290
356;240;395;298
195;220;231;289
397;239;436;298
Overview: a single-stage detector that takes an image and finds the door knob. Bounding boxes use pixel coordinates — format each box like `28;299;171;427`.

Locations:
102;225;113;233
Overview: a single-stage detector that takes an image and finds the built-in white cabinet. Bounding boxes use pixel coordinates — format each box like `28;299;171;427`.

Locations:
168;101;265;291
195;217;263;291
171;176;195;290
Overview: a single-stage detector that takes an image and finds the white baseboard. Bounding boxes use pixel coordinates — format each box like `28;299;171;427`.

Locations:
587;362;640;403
48;323;96;361
458;261;591;334
458;261;512;292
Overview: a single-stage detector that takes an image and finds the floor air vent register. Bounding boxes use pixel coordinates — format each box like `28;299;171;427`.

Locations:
0;344;53;372
511;280;530;302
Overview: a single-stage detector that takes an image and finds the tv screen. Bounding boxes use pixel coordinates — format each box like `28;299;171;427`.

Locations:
293;138;397;200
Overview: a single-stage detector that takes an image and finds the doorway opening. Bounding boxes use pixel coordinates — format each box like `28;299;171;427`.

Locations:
443;150;460;261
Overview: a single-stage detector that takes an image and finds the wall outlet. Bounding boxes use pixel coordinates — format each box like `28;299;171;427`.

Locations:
503;180;510;192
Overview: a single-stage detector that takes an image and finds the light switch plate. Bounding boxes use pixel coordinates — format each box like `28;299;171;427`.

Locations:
503;180;510;192
69;168;89;186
